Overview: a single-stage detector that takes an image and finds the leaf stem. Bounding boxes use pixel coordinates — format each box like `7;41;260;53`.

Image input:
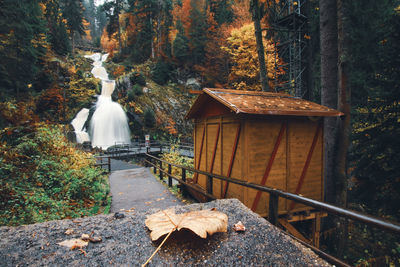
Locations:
142;228;175;267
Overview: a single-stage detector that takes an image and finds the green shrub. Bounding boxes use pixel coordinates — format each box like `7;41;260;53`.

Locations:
143;108;156;129
129;72;146;86
151;61;171;85
0;123;110;226
127;89;136;101
132;84;143;96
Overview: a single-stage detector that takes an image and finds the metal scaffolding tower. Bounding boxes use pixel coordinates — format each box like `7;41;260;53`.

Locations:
267;0;308;97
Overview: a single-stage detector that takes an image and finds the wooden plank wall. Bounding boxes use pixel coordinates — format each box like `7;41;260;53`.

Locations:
245;118;287;216
287;119;323;212
194;116;324;216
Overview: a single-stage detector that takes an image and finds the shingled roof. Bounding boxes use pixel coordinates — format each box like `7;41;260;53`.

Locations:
186;88;343;118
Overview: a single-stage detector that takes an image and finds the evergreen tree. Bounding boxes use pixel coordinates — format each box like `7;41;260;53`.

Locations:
0;0;47;96
207;0;233;25
61;0;85;51
349;0;400;218
172;20;189;64
129;0;158;62
43;0;71;55
188;0;207;65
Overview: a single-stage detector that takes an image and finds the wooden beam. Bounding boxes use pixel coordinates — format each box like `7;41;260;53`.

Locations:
286;212;328;223
289;123;322;211
193;124;206;183
222;123;241;198
251;122;286;211
208;124;221;173
278;218;311;244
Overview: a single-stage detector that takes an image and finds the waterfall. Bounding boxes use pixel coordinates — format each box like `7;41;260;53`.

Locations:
71;53;131;149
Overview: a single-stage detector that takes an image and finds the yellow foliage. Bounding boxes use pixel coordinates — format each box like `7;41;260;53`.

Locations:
222;23;283;91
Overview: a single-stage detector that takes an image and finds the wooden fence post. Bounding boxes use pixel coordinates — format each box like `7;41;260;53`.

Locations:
159;161;163;180
269;194;279;225
168;164;172;187
108;157;111;173
153;158;156;173
181;168;187;197
206;175;213;201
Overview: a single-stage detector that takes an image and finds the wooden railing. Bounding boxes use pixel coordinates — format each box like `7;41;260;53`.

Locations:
145;153;400;267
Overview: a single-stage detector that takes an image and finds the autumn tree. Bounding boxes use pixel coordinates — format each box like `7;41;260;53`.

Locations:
222;23;279;91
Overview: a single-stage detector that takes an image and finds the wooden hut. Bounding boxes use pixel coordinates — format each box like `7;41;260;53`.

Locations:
186;89;342;243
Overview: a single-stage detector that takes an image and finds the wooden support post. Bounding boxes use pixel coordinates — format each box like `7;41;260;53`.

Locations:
168;164;172;187
278;218;312;244
181;168;187;197
159;161;163;180
108;157;111;173
206;175;213;201
153;159;156;173
312;213;321;248
269;194;279;226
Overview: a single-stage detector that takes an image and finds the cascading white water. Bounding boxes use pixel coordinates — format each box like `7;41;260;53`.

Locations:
71;52;131;149
71;108;90;143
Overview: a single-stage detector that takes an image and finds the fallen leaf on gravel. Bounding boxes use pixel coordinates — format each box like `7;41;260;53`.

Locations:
81;234;90;241
58;239;88;250
145;208;228;241
64;229;74;235
89;236;102;243
233;221;246;232
78;248;87;256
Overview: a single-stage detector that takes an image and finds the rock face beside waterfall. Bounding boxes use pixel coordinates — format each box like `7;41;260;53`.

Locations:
115;73;194;138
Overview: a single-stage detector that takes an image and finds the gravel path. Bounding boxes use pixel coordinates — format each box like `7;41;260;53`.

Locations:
109;167;182;213
0;199;331;267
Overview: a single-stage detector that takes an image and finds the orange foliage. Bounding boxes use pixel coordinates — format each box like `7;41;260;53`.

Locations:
0;101;39;126
165;117;178;135
113;65;125;77
83;19;91;41
36;88;64;121
100;28;118;56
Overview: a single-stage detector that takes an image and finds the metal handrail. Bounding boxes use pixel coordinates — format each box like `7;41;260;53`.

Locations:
145;153;400;234
145;153;400;266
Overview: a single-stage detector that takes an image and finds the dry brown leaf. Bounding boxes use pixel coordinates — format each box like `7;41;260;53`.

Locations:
145;208;228;241
233;221;246;232
57;239;88;250
64;229;74;235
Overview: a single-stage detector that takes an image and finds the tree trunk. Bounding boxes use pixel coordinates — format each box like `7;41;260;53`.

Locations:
250;0;269;92
336;0;351;257
320;0;338;205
